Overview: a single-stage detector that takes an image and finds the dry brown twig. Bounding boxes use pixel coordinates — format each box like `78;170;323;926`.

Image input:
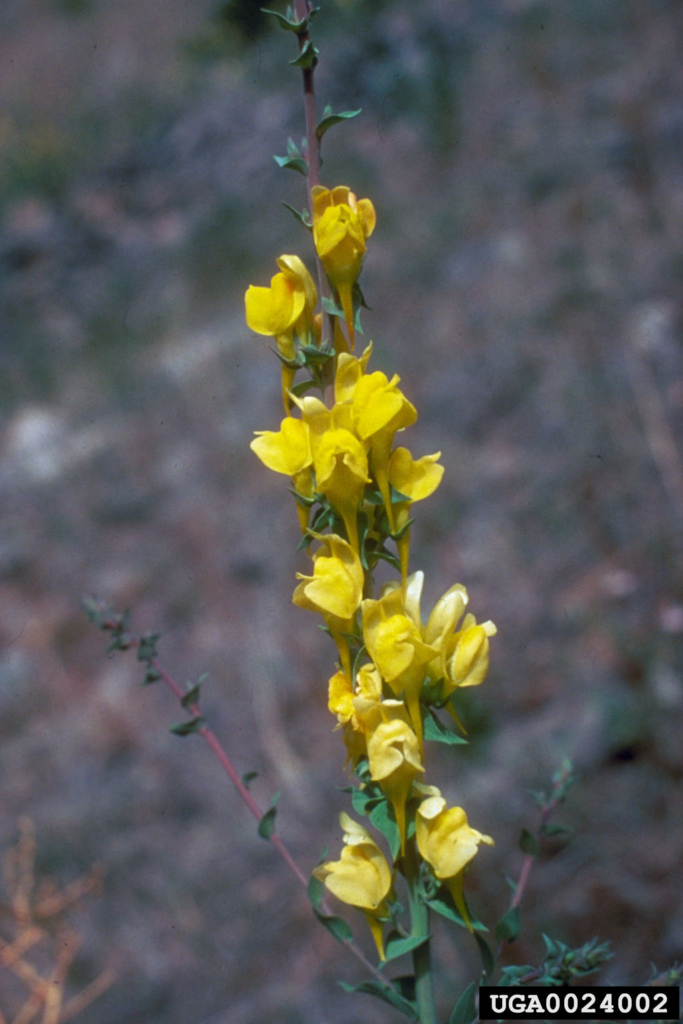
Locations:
0;819;115;1024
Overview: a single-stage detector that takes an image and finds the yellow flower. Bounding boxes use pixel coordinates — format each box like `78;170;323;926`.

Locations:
250;416;314;532
312;186;376;347
250;417;312;476
313;428;371;554
366;701;424;852
293;533;363;678
328;664;384;766
416;789;493;930
350;372;417;532
400;573;495;708
441;613;497;699
334;343;374;404
314;812;392;960
245;255;317;412
362;585;438;753
388;447;444;583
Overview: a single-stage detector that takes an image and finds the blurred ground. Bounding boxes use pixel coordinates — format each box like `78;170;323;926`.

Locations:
1;0;683;1021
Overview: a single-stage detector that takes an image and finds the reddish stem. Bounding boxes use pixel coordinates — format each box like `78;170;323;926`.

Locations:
146;651;388;985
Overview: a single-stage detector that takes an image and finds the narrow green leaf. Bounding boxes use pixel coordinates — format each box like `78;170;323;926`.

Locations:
307;873;324;910
425;892;487;932
181;672;207;709
314;908;353;943
519;828;539;856
541;822;572;838
260;7;307;32
290;378;319;397
449;980;477;1024
169;715;204;736
475;933;494;978
257;792;281;840
241;770;259;789
383;932;429;963
142;667;160;685
390;517;415;542
339;980;419;1020
286;136;301;158
289;40;319;68
322;295;344;317
273;154;308;176
316;107;362;139
495;905;521;944
502;870;517;893
282;201;312;228
424;708;468;746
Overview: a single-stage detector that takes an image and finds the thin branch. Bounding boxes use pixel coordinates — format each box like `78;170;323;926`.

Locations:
142;646;390;988
291;0;331;343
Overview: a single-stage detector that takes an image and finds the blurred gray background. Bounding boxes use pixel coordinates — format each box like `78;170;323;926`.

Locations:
1;0;682;1021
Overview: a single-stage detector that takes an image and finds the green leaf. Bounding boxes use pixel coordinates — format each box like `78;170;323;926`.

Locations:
351;786;379;817
322;295;344;318
273;154;308;176
142;666;160;685
449;980;478;1024
368;797;401;861
541;823;572;838
375;548;401;572
260;7;307;33
519;828;539;856
136;632;161;662
502;870;517;894
495;905;521;944
257;791;281;840
390;517;415;542
286;136;302;158
282;201;312;228
339;980;419;1020
181;672;207;709
314;908;353;944
383;932;430;964
424;708;468;746
298;343;334;364
241;770;259;789
316;107;362;139
475;933;494;978
290;378;319;398
290;39;319;68
307;873;324;910
425;892;487;932
169;715;204;736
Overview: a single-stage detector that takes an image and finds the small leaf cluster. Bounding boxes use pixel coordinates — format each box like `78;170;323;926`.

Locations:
498;935;614;988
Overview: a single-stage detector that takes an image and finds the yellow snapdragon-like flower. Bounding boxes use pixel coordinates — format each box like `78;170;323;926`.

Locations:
402;572;496;709
415;788;493;930
314;812;392;960
362;585;438;753
250;416;314;532
245;255;318;412
312;186;376;348
350;372;417;532
388;447;444;583
328;664;383;766
366;701;424;852
293;532;363;678
441;613;497;699
250;417;312;476
314;428;370;554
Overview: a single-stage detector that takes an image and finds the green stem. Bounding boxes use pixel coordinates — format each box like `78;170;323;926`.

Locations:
404;841;437;1024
